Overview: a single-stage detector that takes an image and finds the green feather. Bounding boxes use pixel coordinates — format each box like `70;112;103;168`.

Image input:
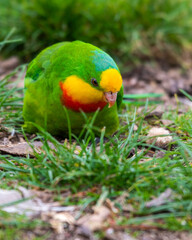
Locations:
23;41;123;137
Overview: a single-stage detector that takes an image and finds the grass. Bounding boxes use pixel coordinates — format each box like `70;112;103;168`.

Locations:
0;68;192;239
0;211;48;240
0;66;25;131
1;0;192;68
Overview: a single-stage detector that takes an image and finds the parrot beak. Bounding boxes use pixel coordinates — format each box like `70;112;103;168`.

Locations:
104;92;118;108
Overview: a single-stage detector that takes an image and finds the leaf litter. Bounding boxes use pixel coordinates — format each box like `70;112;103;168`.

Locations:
0;187;79;217
0;57;192;239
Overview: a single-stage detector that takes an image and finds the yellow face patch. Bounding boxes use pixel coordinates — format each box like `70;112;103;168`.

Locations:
100;69;122;93
62;75;104;104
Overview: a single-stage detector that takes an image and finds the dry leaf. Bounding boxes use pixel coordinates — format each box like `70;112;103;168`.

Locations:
53;212;75;224
0;141;42;157
49;219;64;234
0;188;25;205
0;141;56;157
145;188;173;208
77;205;111;231
105;199;119;214
48;212;75;234
146;127;173;148
0;187;77;217
161;119;174;126
0;138;82;158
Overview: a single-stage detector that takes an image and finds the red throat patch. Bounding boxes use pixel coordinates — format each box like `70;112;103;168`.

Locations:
60;82;107;112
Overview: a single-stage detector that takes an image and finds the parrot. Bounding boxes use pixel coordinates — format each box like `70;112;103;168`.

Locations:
23;41;123;137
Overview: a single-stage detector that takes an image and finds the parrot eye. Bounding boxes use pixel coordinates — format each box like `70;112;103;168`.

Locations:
91;78;98;87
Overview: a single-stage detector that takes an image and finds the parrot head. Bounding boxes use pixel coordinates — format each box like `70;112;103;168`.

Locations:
59;42;123;112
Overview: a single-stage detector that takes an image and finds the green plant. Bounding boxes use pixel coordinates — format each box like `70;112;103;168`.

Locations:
1;0;192;67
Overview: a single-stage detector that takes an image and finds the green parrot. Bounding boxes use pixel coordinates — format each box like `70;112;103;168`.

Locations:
23;41;123;137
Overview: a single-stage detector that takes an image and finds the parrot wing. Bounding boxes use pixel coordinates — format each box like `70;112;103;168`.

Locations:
25;42;69;88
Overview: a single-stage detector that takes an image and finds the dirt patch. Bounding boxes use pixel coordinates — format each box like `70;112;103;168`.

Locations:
138;230;192;240
123;62;192;109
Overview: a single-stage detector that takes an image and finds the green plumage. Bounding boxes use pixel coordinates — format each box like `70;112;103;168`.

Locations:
23;41;123;136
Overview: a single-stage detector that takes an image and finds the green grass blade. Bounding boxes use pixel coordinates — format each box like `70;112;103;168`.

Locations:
180;89;192;101
123;93;163;99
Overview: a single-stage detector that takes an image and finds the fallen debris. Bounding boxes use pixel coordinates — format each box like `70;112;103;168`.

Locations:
146;127;173;148
77;205;111;231
0;141;43;157
145;188;173;208
160;119;174;126
42;212;75;234
0;187;78;217
0;138;82;157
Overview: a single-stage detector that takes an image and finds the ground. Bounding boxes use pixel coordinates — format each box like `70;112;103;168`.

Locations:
0;56;192;240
